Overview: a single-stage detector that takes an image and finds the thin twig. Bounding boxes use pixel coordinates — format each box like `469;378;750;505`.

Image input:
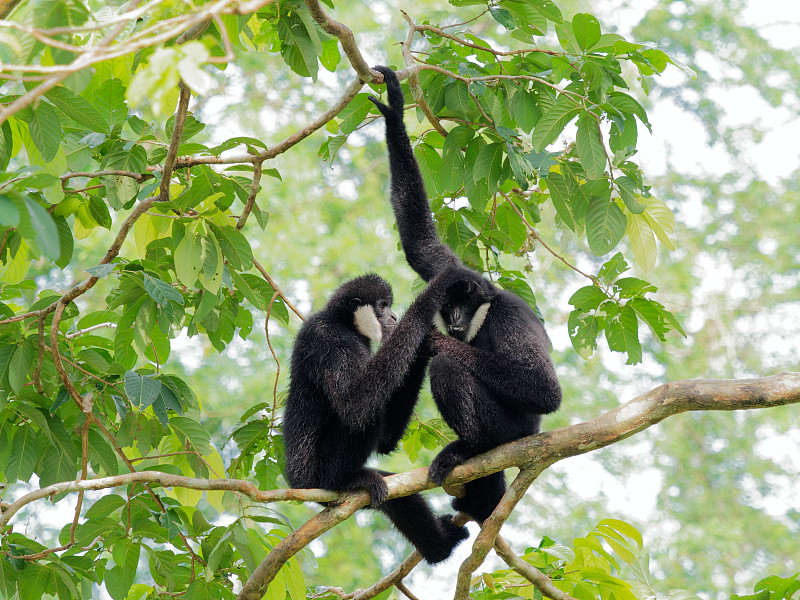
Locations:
236;159;264;230
252;258;305;321
400;12;447;137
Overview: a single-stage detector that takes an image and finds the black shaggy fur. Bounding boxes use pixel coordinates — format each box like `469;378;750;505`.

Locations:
370;66;562;523
283;272;468;563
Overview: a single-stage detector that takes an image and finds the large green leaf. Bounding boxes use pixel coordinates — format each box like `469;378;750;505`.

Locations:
169;416;212;455
6;424;38;482
143;273;184;306
586;198;626;256
278;13;319;80
39;416;78;487
572;13;601;50
123;371;162;409
27;102;61;162
174;225;204;288
45;87;108;133
545;172;575;231
576;114;607;179
605;306;642;364
531;96;580;151
473;142;504;189
414;143;441;197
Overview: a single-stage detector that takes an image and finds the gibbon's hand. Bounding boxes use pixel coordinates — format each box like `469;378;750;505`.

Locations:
368;65;405;121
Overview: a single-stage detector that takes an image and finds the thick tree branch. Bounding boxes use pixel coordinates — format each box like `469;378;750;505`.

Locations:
455;467;541;599
3;374;798;589
236;495;367;600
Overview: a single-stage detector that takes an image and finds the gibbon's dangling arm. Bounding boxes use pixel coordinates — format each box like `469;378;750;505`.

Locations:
369;65;461;282
320;267;463;432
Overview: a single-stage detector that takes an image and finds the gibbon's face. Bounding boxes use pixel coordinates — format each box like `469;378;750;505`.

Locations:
353;297;397;343
437;279;491;343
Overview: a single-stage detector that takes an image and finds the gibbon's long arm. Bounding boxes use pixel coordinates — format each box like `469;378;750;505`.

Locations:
321;268;462;431
431;330;562;416
377;350;430;454
370;66;460;282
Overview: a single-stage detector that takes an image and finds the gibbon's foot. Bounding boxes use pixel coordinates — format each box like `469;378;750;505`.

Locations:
429;448;463;486
366;475;389;508
419;515;470;564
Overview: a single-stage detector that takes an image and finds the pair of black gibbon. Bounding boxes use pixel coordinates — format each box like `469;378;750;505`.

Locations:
282;66;562;564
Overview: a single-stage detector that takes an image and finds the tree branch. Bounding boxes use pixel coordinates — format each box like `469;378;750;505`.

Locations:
2;374;798;588
493;535;577;600
303;0;377;82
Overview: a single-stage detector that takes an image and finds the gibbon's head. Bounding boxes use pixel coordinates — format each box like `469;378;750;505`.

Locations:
328;274;397;343
436;270;497;342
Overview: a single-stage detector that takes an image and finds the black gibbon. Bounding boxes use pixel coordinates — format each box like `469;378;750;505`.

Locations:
283;271;469;563
369;66;562;523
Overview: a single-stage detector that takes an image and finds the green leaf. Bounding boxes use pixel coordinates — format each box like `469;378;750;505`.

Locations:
531;96;579;151
198;233;224;294
20;563;52;600
6;423;39;482
0;193;19;227
545;172;574;231
568;285;607;310
490;6;516;29
45;87;108;133
338;94;373;135
143;273;184;306
53;215;74;269
576;114;606;179
615;175;645;213
598;252;629;283
473;142;504;190
528;0;563;23
94;78;128;130
39;415;78;487
568;310;599;359
278;14;319;80
625;209;658;272
605;306;642;364
27;102;61;162
444;81;472;117
0;121;13;171
640;197;677;250
174;225;204;288
124;371;162;409
586;198;626;256
210;224;253;271
439;143;465;194
106;540;141;600
169;416;212;455
9;337;35;394
572;13;601;50
510;88;541;133
414;143;441;197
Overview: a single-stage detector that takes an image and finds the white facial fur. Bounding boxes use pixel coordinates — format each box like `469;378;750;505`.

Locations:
464;302;491;342
354;305;382;343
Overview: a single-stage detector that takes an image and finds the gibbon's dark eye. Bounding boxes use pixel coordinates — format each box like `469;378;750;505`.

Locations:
378;300;390;311
442;302;452;312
